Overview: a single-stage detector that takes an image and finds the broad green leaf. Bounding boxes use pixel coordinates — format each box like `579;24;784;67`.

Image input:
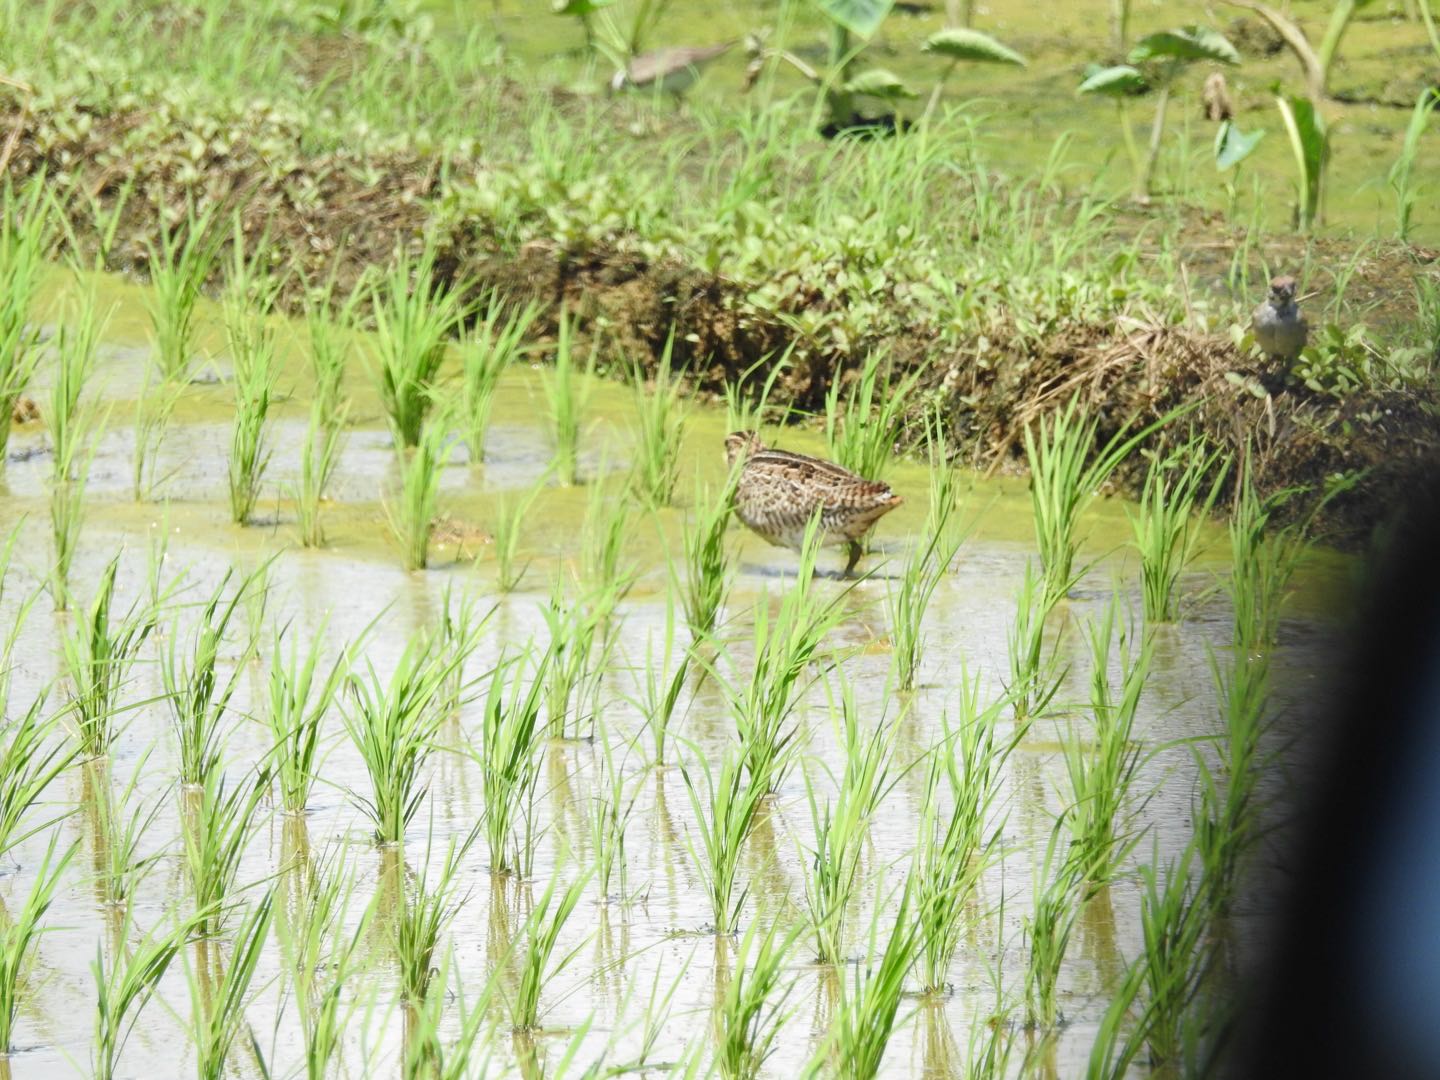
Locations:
844;67;918;100
1077;65;1146;96
923;28;1026;66
1128;26;1240;66
552;0;612;13
1214;120;1265;170
815;0;896;38
1275;93;1327;227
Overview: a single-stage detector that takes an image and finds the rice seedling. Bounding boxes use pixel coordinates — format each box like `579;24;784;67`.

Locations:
541;577;616;740
143;207;221;380
582;468;639;598
161;570;254;786
1388;88;1439;241
589;718;643;902
1060;598;1154;889
1005;560;1067;725
185;889;275;1080
0;183;53;467
293;400;348;548
679;743;766;935
48;289;105;481
131;364;187;501
266;619;350;814
92;913;187;1080
725;518;848;794
630;596;692;767
225;303;278;525
1023;831;1083;1028
799;678;898;965
0;693;79;861
402;945;496;1080
469;646;550;877
435;585;491;721
677;470;738;638
542;308;595;486
0;834;75;1051
509;867;590;1032
627;332;688;507
91;755;165;908
61;555;158;758
384;416;453;571
888;461;970;691
914;673;1012;995
303;275;364;430
488;474;546;591
1126;438;1227;623
0;525;35;714
817;874;920;1080
293;886;370;1080
1227;457;1313;652
823;349;920;483
714;917;803;1080
721;350;791;435
182;768;269;936
48;407;101;609
1023;397;1155;602
395;826;476;1005
344;625;475;846
460;293;539;464
370;241;472;448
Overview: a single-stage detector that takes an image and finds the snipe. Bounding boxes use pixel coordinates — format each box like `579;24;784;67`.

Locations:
725;431;902;577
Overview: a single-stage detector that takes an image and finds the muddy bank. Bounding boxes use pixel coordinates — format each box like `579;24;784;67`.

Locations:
4;89;1435;544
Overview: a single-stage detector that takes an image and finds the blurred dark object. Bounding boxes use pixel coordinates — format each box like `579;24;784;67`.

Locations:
1232;466;1440;1079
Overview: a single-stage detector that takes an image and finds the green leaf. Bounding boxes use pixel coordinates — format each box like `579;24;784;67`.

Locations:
922;28;1026;66
815;0;896;38
551;0;612;13
844;67;919;100
1077;65;1147;96
1214;120;1265;170
1128;26;1240;66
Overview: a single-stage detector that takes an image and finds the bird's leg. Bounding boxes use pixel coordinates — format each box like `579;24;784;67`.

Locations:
843;541;862;578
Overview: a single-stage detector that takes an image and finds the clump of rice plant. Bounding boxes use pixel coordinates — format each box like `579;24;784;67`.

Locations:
1023;834;1083;1028
914;673;1011;994
1024;397;1152;602
288;870;369;1080
823;349;921;483
303;274;363;430
540;577;615;740
468;646;549;876
0;526;36;714
131;365;186;501
1060;597;1154;889
0;834;74;1051
630;596;692;767
344;624;476;846
225;304;278;525
143;207;221;380
293;376;348;548
396;827;475;1005
385;417;453;571
714;917;802;1080
185;889;275;1080
628;332;688;506
509;867;590;1031
182;769;269;937
0;184;54;465
582;468;638;599
93;912;186;1080
460;293;538;463
542;308;595;486
91;755;165;908
488;475;546;591
678;471;737;638
48;399;102;610
1005;560;1067;725
0;693;79;860
1227;455;1319;651
48;289;105;481
266;620;350;813
800;677;897;965
680;744;766;935
589;717;642;902
370;242;471;448
1127;438;1227;623
61;555;158;758
817;874;920;1080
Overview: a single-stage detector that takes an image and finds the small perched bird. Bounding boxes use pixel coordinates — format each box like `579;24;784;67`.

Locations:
1252;275;1309;369
725;431;903;577
610;41;736;98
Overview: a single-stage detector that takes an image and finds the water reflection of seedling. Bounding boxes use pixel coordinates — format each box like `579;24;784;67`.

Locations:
0;184;54;467
628;331;688;507
0;833;74;1052
385;417;453;571
185;889;275;1080
266;618;350;813
1126;437;1227;624
61;555;158;758
543;307;595;486
462;293;539;465
679;743;765;935
714;916;802;1080
143;206;221;380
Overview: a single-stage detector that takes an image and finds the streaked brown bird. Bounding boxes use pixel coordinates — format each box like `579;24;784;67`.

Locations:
724;431;903;577
610;41;736;98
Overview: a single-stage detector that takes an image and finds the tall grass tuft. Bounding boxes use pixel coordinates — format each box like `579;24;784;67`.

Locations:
461;293;537;463
714;917;802;1080
385;417;452;571
628;332;688;506
61;556;157;758
678;471;738;638
1127;438;1226;623
225;304;277;525
266;620;349;813
0;835;75;1051
543;308;594;486
186;889;275;1080
800;678;897;965
509;868;590;1031
541;577;616;740
0;184;53;467
823;349;920;482
469;647;549;877
371;242;471;448
1061;598;1154;889
143;208;221;380
680;744;766;935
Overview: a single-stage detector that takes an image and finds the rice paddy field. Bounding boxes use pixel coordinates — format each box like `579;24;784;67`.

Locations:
0;1;1436;1078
